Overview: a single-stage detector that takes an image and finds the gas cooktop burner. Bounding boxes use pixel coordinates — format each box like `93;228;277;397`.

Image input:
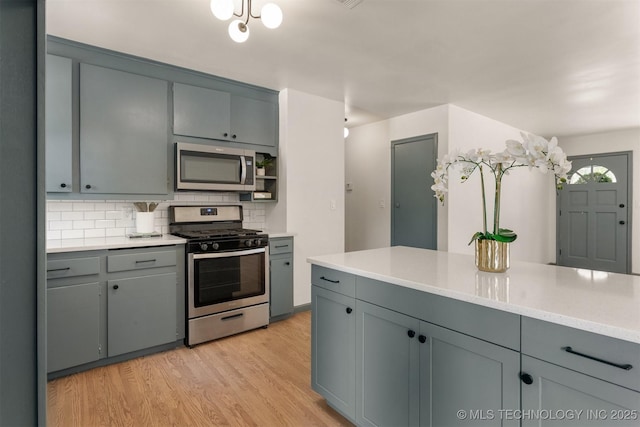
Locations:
172;228;262;240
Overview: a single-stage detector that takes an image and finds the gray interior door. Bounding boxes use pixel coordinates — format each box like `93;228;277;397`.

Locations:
557;152;631;273
392;134;438;249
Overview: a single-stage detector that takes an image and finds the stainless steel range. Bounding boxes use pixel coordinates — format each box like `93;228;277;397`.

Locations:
169;205;269;346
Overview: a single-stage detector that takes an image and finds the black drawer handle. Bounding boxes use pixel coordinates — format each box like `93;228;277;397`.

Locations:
275;244;289;248
285;262;291;265
47;267;71;273
320;276;339;284
221;313;244;321
562;346;633;371
135;259;157;264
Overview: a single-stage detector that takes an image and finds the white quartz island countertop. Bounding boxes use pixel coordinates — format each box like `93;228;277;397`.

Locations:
307;246;640;345
47;235;187;253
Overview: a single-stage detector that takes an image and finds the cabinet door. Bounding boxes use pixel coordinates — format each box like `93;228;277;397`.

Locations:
311;286;356;422
107;273;176;357
419;321;520;427
231;95;277;147
80;64;168;194
522;355;640;427
173;82;230;140
356;300;420;427
45;54;73;192
269;255;293;318
47;282;100;372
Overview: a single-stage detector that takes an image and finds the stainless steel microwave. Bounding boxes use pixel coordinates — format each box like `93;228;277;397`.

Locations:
175;142;255;192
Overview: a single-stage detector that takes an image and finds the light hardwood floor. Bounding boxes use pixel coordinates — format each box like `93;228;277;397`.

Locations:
47;311;352;426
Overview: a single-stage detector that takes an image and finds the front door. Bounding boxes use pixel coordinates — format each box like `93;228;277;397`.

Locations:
557;152;631;273
391;134;437;249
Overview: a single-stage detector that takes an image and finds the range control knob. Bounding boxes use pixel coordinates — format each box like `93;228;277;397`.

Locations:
244;239;254;247
254;238;263;246
211;242;220;250
199;243;209;251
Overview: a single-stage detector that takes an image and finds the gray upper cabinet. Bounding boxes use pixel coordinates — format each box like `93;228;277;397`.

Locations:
80;63;169;195
45;54;73;193
231;95;277;147
173;83;230;140
173;82;277;147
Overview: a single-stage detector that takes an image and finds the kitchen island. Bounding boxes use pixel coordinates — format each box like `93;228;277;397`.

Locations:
308;246;640;426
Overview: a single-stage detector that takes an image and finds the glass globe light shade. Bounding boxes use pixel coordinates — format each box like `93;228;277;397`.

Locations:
210;0;234;21
261;3;283;29
228;20;250;43
344;127;350;138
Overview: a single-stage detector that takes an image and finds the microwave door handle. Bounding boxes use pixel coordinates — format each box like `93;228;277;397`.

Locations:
240;155;247;185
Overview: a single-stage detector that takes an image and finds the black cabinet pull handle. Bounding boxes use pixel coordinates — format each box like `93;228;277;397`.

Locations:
113;284;119;290
47;267;71;273
223;132;229;137
60;183;67;188
222;313;244;321
232;134;237;139
619;204;625;208
275;244;288;248
346;307;352;314
520;372;534;385
418;335;426;343
85;184;92;189
562;346;632;370
320;276;339;284
285;262;290;265
619;221;626;225
135;259;157;264
407;330;416;338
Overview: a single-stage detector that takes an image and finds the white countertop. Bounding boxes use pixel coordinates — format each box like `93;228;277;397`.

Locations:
265;231;296;238
47;235;187;253
307;246;640;344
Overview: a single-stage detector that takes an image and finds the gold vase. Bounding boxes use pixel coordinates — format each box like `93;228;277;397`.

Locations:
475;240;510;273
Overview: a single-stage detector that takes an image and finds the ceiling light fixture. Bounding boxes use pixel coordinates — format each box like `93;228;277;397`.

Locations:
210;0;283;43
344;118;349;138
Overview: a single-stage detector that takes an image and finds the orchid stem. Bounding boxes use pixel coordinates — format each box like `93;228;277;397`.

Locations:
493;164;502;235
479;164;487;236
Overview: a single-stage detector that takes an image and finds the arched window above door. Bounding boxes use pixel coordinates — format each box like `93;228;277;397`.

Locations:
569;164;617;184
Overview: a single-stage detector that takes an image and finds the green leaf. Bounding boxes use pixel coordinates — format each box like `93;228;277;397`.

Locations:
467;231;485;245
495;228;517;242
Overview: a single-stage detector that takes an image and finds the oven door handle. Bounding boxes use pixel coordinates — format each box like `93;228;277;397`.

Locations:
192;247;266;259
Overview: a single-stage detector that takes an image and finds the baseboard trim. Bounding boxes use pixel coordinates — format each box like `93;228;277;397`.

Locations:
293;303;310;314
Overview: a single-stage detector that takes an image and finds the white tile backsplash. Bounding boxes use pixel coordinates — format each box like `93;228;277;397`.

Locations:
46;193;268;240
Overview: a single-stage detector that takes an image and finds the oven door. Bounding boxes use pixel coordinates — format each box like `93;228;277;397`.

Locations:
188;247;269;318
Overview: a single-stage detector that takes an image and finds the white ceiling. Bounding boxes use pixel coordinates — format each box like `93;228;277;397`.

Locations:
47;0;640;137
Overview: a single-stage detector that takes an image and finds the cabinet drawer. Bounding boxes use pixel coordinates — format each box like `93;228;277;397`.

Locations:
47;257;100;279
311;265;355;298
107;250;176;273
269;238;293;255
522;317;640;392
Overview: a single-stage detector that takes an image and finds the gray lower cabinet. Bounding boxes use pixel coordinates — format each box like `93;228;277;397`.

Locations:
355;300;520;427
45;54;73;193
311;285;356;422
47;245;184;376
521;355;640;427
107;273;177;357
269;237;293;319
80;63;168;195
47;282;101;372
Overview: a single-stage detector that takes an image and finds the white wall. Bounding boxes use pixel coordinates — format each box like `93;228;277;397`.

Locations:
558;128;640;274
345;104;560;264
267;88;345;306
345;104;450;252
